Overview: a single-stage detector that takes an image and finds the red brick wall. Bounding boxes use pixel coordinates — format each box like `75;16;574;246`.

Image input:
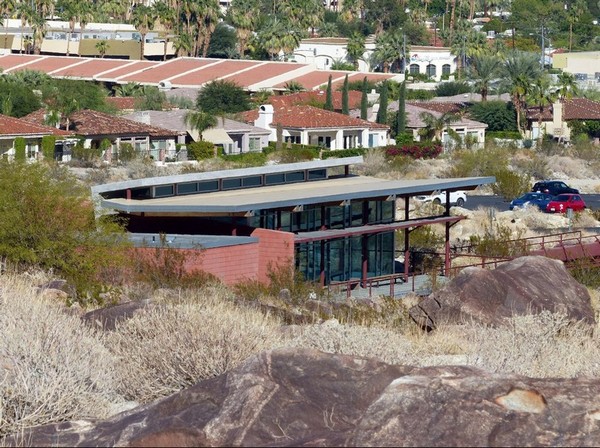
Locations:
195;243;260;285
250;228;295;283
131;229;295;286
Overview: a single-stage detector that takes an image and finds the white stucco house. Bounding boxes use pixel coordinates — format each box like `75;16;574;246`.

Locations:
242;104;389;150
293;37;457;81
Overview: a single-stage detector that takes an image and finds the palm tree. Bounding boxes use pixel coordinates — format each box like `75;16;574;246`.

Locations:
567;0;587;52
95;40;109;58
419;111;460;142
229;0;259;58
346;32;365;70
500;51;541;136
0;0;15;50
555;72;579;101
373;30;402;73
283;80;305;93
57;0;77;57
467;53;501;101
194;0;220;58
258;18;284;60
153;1;176;61
114;82;143;97
185;110;217;141
528;75;556;144
16;2;33;54
299;0;324;37
131;4;157;60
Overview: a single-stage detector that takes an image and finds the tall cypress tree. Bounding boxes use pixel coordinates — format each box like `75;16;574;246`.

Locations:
342;74;349;115
360;76;368;120
396;81;406;136
376;81;388;124
324;75;333;111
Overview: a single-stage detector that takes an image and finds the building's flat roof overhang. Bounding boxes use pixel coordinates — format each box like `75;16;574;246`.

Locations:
100;175;495;214
294;216;464;243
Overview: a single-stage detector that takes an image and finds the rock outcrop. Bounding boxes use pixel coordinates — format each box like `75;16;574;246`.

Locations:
82;300;154;331
12;348;600;447
410;255;595;330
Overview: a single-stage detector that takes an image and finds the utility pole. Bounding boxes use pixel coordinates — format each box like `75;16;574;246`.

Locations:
540;23;545;70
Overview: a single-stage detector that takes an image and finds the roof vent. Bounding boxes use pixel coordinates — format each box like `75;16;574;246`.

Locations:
158;80;172;90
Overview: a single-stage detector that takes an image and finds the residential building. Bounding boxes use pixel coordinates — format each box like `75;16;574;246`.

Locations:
526;98;600;142
124;109;271;154
552;51;600;85
243;104;389;149
294;37;456;81
22;109;178;162
0;114;73;161
92;157;494;290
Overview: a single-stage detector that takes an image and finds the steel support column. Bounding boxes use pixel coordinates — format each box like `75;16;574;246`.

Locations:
404;196;410;282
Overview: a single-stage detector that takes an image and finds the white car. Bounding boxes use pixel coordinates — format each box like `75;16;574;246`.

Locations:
414;190;467;207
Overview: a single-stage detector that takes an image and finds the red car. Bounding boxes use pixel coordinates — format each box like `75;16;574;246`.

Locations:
545;194;586;213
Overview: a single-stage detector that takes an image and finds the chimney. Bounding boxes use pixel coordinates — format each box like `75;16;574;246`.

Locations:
552;101;563;130
255;104;274;129
139;111;151;125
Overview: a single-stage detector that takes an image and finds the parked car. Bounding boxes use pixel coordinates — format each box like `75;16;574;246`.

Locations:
414;190;467;207
532;180;579;196
509;192;554;211
545;194;587;213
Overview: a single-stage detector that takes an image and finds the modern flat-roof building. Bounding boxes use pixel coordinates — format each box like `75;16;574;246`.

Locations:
93;157;494;291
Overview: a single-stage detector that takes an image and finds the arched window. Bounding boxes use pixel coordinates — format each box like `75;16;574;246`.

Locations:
442;64;451;75
409;63;420;74
426;64;436;78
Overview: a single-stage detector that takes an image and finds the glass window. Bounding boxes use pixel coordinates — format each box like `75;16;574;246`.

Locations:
154;185;174;197
249;137;262;151
242;176;262;187
177;182;198;195
222;178;242;190
308;169;326;180
426;64;436;78
410;63;420;74
265;173;285;185
130;187;151;199
442;64;451;75
198;180;219;192
286;171;305;183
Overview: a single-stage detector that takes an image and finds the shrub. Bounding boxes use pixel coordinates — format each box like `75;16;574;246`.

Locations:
221;151;267;166
41;135;56;160
446;147;510;177
117;142;136;163
486;131;522;139
13;137;25;161
405;89;436;100
71;141;103;166
435;81;471;97
0;160;131;303
491;167;531;200
385;143;442;159
469;101;518;132
188;140;217;160
268;147;319;163
469;220;527;258
0;274;121;437
321;147;367;159
107;288;283;403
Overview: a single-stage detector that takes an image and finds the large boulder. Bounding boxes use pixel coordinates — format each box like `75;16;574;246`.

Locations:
410;255;595;330
11;348;600;446
82;299;153;331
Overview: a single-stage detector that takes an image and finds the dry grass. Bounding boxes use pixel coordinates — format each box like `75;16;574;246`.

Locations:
106;286;284;403
0;273;121;437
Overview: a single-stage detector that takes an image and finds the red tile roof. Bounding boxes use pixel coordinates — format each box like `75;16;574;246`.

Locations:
0;113;72;136
106;97;138;110
268;90;363;111
168;60;257;86
526;98;600;121
51;59;129;77
119;58;216;83
266;105;388;130
23;109;177;138
407;101;464;114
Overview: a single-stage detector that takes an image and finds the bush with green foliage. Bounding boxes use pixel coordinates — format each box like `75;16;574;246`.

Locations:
447;147;511;177
487;130;522;139
0;78;42;117
0;161;130;303
321;148;368;159
117;142;136;163
196;80;252;114
13;137;26;161
569;120;600;139
435;81;471;97
71;141;103;166
222;151;267;166
491;167;531;200
188;141;218;160
405;89;436;100
41;135;56;160
469;101;517;132
470;221;527;258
